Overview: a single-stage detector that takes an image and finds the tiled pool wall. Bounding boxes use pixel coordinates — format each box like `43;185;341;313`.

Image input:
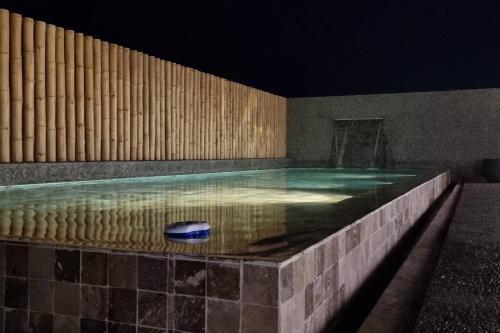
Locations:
0;242;281;333
277;171;450;333
0;171;449;333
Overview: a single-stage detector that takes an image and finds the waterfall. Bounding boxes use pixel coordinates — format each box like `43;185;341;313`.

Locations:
332;118;385;168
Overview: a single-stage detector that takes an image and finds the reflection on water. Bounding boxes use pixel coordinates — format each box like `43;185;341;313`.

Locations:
0;168;415;255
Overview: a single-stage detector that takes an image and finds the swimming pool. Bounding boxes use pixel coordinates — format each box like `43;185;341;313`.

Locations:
0;168;437;257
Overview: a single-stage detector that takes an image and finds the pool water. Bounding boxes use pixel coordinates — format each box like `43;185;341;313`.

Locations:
0;168;429;257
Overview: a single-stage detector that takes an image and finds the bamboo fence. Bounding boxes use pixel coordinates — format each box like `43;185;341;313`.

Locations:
0;9;286;163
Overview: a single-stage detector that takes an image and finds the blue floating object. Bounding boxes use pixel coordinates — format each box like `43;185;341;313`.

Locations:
165;221;211;243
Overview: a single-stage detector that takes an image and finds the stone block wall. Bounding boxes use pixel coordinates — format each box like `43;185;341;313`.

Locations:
277;171;449;333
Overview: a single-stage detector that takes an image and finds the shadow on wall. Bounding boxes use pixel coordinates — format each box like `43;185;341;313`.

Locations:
331;118;394;168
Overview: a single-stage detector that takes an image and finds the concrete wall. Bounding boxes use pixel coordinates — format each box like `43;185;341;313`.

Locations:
287;88;500;181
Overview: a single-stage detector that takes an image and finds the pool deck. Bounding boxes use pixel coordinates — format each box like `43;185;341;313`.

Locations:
414;184;500;332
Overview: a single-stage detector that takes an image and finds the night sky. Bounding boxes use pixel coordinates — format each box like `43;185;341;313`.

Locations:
3;0;500;97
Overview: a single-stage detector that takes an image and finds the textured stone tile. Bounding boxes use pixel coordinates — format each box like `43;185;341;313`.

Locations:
359;221;368;243
293;256;305;293
29;246;55;280
313;275;324;308
314;302;327;332
337;232;346;260
81;251;107;286
109;254;138;289
207;299;240;333
346;224;361;253
54;281;79;316
138;291;167;328
305;282;314;319
29;312;53;333
304;316;314;333
108;322;137;333
280;289;305;333
167;294;174;331
81;318;107;333
304;250;315;286
167;259;175;294
280;262;294;303
324;238;333;269
174;260;206;296
137;327;165;333
109;287;137;324
174;295;205;333
6;244;29;277
139;256;168;292
315;244;325;277
80;285;107;320
29;279;54;313
0;275;3;307
323;265;335;298
5;277;28;309
243;264;278;306
242;304;278;333
4;308;29;333
53;314;79;333
207;262;240;300
55;249;80;283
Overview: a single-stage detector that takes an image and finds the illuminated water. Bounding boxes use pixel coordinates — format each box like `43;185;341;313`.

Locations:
0;168;430;257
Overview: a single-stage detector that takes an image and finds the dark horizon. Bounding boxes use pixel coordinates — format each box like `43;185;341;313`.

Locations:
3;0;500;98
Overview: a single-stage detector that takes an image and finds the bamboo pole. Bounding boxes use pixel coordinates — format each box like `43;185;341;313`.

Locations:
23;17;35;162
224;79;229;159
117;46;123;160
213;75;218;159
221;78;226;159
243;85;248;158
124;48;130;160
231;82;236;159
46;24;56;162
55;27;66;161
200;72;206;160
231;82;235;159
148;56;155;159
109;43;117;160
283;97;287;157
160;60;165;160
233;83;238;159
194;70;200;159
209;75;215;159
191;69;196;159
155;58;161;160
178;65;184;160
75;32;85;161
34;20;46;162
0;9;9;162
84;35;94;161
171;63;177;160
166;61;172;160
64;29;75;161
130;50;137;160
186;68;192;159
137;52;143;160
101;41;110;160
93;39;101;160
143;53;149;160
205;73;210;159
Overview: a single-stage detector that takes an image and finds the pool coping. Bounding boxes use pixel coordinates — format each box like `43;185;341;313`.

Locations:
0;158;291;186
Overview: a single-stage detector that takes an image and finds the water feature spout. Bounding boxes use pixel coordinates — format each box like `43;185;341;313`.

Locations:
332;118;385;168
